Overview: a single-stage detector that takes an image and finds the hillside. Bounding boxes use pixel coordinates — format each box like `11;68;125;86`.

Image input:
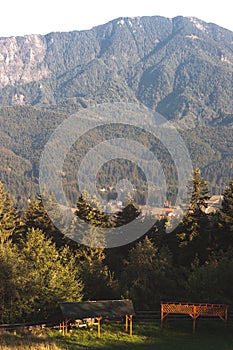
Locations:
0;15;233;205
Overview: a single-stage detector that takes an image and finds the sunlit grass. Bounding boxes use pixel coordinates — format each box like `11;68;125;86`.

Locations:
0;331;61;350
1;320;233;349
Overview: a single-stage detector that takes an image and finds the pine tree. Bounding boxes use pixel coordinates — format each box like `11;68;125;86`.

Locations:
218;180;233;248
0;182;22;245
175;168;211;264
76;232;117;300
121;236;174;309
76;191;111;228
66;192;117;299
188;167;210;214
0;182;24;322
186;249;233;304
178;167;210;243
115;195;141;227
18;228;83;321
0;243;23;323
23;194;66;247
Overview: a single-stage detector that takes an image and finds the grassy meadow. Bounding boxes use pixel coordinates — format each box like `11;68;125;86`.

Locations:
1;320;233;350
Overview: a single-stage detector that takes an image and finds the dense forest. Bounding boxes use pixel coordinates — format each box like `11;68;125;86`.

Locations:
1;168;233;324
0;105;233;210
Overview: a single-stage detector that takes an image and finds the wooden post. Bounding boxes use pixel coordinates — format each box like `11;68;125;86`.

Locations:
129;315;133;336
193;306;197;334
193;318;197;334
96;317;102;338
225;306;228;328
65;319;68;336
125;315;129;332
62;321;65;336
90;318;94;331
161;303;164;329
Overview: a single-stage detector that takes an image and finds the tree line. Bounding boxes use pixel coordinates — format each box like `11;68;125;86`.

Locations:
1;167;233;323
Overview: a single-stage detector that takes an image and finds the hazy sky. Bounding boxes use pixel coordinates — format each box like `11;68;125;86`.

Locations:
1;0;232;37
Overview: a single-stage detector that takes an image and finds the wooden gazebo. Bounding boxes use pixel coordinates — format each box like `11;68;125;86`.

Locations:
59;299;135;338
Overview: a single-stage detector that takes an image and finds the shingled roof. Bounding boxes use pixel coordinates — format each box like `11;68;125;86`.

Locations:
59;300;135;320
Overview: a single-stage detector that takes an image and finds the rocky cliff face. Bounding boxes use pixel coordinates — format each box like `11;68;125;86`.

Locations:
0;35;49;89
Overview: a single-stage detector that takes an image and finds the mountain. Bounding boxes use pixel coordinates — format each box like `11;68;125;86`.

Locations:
1;16;233;125
0;15;233;205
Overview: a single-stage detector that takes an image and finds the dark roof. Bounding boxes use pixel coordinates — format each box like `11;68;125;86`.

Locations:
59;300;135;320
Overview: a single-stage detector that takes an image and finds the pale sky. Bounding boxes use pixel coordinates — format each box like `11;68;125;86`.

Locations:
1;0;232;37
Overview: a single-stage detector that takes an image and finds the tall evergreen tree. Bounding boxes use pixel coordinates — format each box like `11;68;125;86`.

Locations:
0;182;22;244
0;182;25;322
186;249;233;304
75;192;118;299
76;191;111;228
115;200;141;227
76;239;117;300
217;180;233;249
176;167;211;264
23;194;67;247
121;236;176;309
0;243;24;323
18;228;83;321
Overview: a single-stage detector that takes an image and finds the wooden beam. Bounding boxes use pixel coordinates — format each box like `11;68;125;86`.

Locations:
193;305;197;334
224;306;228;328
161;303;164;329
96;317;102;338
65;319;68;336
129;315;133;336
193;318;197;334
125;315;133;335
125;315;129;332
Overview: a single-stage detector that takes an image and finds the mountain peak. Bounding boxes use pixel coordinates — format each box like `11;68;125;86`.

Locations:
0;14;232;127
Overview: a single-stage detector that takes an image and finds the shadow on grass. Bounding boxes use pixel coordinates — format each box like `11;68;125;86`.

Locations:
55;320;233;350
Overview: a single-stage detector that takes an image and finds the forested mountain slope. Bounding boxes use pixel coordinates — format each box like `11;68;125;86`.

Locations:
0;15;232;205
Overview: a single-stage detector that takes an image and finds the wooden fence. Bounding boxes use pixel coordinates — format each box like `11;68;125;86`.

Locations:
161;302;228;333
0;308;232;332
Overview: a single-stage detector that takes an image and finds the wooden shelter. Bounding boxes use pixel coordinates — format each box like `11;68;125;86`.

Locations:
161;302;228;333
59;300;135;338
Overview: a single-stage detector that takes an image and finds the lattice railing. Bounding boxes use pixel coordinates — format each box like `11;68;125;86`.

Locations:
162;303;194;315
161;302;228;333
